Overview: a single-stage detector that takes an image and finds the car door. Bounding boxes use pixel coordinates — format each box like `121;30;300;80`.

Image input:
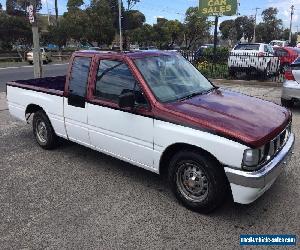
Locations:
64;55;92;146
87;57;154;169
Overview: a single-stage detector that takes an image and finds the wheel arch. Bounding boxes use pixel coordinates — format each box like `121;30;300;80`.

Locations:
25;103;44;113
159;143;222;177
25;104;45;120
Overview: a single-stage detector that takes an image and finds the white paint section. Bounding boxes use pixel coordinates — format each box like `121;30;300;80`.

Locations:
63;97;90;145
153;120;247;170
6;86;67;138
230;180;275;204
88;103;154;169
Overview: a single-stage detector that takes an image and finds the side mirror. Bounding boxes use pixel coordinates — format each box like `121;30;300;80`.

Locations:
118;92;135;109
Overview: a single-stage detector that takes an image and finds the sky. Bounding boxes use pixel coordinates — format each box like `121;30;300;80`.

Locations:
0;0;299;31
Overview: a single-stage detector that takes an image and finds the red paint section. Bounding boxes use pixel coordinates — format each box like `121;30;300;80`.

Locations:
153;88;290;148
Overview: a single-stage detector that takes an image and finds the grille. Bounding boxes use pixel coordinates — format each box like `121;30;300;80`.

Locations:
263;123;291;162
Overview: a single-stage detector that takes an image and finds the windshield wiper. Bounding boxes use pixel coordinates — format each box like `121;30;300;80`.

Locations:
178;87;216;101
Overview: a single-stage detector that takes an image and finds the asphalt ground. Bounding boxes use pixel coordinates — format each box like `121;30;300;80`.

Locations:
0;77;299;249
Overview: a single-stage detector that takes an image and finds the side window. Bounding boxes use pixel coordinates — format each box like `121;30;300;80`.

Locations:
69;57;91;97
95;60;147;106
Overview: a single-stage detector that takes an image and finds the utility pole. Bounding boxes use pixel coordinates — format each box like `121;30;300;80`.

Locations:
289;5;294;43
118;0;123;51
253;7;260;43
28;1;42;78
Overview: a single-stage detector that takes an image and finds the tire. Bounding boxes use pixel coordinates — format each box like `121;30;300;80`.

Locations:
29;61;33;65
168;150;228;213
281;98;294;108
32;110;58;149
228;68;236;78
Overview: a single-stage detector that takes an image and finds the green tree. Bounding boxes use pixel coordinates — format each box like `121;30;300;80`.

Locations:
62;4;89;42
122;9;145;49
106;0;120;29
220;16;254;43
6;0;42;16
219;19;235;40
256;7;282;43
125;0;140;10
183;7;210;49
164;20;184;46
86;0;116;45
152;18;171;49
234;16;254;41
0;12;32;49
45;21;68;49
67;0;84;10
130;23;155;46
122;10;145;30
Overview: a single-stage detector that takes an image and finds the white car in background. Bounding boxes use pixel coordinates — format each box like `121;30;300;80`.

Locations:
228;43;280;78
281;57;300;107
27;48;52;64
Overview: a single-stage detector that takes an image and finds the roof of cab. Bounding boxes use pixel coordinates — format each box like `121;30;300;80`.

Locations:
74;50;177;59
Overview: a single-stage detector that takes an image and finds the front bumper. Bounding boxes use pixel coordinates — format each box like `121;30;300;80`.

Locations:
225;133;295;204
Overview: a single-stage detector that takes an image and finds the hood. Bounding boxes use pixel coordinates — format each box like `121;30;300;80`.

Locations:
162;88;291;147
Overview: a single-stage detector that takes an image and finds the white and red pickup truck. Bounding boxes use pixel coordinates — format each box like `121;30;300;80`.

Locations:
6;51;295;213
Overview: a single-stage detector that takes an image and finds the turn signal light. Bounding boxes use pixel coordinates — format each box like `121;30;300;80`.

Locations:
284;70;295;81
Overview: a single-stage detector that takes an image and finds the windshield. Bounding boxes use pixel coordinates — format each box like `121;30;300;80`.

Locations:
134;54;214;103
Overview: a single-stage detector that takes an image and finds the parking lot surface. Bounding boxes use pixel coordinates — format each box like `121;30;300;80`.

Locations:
0;83;299;249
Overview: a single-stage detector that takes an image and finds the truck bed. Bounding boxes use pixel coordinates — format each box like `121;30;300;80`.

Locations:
7;75;66;95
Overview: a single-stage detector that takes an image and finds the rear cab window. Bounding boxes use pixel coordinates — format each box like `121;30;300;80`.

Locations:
69;57;92;97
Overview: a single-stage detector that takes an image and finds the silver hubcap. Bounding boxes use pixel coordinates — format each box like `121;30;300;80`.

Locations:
36;120;47;143
176;162;209;202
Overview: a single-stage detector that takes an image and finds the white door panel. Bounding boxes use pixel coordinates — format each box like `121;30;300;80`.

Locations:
64;97;90;145
88;103;154;168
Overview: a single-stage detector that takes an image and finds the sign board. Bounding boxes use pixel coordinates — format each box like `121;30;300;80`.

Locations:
26;5;35;24
199;0;238;16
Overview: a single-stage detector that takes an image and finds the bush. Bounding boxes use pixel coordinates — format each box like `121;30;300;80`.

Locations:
199;47;229;64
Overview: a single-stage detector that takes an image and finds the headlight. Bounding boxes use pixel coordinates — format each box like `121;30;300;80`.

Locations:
243;148;260;169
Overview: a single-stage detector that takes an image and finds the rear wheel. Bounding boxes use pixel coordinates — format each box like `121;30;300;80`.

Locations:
168;150;228;213
281;98;294;108
33;110;58;149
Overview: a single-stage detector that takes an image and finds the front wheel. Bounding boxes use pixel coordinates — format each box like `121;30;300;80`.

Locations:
33;110;58;149
168;150;228;213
